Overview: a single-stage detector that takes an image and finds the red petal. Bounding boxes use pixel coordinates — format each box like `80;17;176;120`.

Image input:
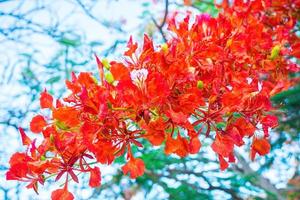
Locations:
53;107;80;127
19;127;31;146
110;62;130;81
251;137;271;158
228;152;236;163
89;167;101;188
68;170;79;183
124;36;138;57
95;54;104;84
51;188;74;200
166;109;188;124
261;115;278;128
261;115;278;137
164;134;179;155
189;136;201;154
6;164;28;180
218;154;229;171
143;118;166;146
30;115;47;133
211;133;234;157
122;158;145;179
250;146;257;161
234;117;256;137
227;126;244;146
164;134;189;157
175;135;189;157
291;42;300;59
183;0;192;6
145;130;165;146
146;72;170;105
40;89;53;109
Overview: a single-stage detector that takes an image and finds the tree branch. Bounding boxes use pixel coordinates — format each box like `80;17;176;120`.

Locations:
234;151;285;200
151;0;168;42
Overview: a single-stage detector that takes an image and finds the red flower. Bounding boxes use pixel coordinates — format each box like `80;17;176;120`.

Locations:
110;62;131;81
5;0;300;196
124;36;138;57
89;167;101;188
290;42;300;59
143;117;166;146
30;115;47;133
165;134;189;158
251;137;271;161
211;132;234;164
6;152;30;181
218;154;229;171
122;157;145;179
53;107;80;128
261;115;278;137
40;89;53;109
51;188;74;200
189;136;201;154
19;127;31;146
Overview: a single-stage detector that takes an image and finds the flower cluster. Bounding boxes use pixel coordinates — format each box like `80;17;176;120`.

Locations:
6;0;300;199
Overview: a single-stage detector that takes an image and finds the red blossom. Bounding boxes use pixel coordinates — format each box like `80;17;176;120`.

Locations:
124;36;138;57
6;0;300;198
40;89;53;109
30;115;47;133
89;167;101;188
122;157;145;179
19;127;32;146
189;136;201;154
51;188;74;200
251;137;271;161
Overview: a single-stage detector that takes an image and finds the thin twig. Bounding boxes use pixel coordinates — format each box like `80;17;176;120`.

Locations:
151;0;169;42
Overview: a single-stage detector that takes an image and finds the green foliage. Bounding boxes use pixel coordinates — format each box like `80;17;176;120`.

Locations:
166;184;210;200
46;76;61;84
193;0;219;17
58;37;81;47
272;83;300;134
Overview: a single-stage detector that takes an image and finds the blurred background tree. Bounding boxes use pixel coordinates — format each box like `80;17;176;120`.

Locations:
0;0;299;199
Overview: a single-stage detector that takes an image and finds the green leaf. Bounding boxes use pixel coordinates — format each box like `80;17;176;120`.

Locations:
58;37;80;47
216;122;226;129
142;2;150;7
46;76;61;84
23;67;34;78
114;156;125;164
233;112;242;118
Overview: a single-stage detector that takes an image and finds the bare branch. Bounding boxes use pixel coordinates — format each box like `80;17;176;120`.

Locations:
151;0;169;42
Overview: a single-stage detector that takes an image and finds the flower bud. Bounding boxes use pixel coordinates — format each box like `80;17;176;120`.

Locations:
161;43;168;54
102;58;111;70
41;155;46;161
270;45;281;60
197;80;204;89
105;71;114;84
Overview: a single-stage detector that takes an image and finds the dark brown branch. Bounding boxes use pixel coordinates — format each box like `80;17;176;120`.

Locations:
151;0;169;42
160;0;169;29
